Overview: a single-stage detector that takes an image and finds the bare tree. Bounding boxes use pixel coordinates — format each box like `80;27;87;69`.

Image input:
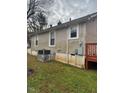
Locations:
36;12;47;30
27;0;54;32
27;0;54;19
27;0;38;19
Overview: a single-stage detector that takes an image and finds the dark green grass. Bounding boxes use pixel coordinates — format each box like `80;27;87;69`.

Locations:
27;54;97;93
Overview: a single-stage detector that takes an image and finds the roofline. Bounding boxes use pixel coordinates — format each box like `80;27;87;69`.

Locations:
30;12;97;37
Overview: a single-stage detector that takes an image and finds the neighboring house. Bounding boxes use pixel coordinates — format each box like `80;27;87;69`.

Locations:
30;12;97;69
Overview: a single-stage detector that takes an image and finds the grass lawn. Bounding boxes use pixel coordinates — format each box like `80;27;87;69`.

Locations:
27;54;97;93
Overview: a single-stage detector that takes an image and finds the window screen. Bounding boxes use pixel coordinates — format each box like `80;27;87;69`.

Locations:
50;32;55;45
70;27;77;38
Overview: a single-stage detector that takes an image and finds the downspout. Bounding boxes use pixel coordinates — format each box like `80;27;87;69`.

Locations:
67;28;69;64
83;23;86;69
68;38;69;64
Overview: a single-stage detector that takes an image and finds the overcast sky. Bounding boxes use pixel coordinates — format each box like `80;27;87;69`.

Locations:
47;0;97;26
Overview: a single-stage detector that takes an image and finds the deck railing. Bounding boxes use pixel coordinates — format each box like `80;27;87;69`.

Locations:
86;43;97;57
85;43;97;69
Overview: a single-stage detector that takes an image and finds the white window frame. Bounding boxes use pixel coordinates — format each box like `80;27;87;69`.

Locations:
68;25;79;39
49;31;56;47
34;35;38;47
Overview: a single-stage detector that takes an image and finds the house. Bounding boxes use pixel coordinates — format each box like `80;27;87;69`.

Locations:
29;12;97;69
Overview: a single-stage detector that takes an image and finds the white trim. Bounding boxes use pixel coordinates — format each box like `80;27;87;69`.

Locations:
68;25;79;40
83;23;86;55
49;31;56;47
34;35;38;47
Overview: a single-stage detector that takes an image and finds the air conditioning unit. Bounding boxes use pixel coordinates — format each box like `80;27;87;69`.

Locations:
37;49;52;62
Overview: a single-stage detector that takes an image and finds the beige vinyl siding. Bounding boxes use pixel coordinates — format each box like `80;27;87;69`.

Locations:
31;23;87;55
86;18;97;43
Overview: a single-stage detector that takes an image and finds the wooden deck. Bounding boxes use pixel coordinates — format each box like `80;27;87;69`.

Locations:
85;43;97;69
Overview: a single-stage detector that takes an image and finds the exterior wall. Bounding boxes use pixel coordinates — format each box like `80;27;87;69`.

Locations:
27;48;37;56
68;23;86;55
55;23;86;55
55;53;85;68
55;28;68;53
31;33;49;51
31;28;68;53
86;18;97;43
30;22;92;68
31;23;87;55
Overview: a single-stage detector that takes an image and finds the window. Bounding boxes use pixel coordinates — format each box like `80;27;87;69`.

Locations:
70;27;77;38
69;26;79;39
35;40;38;45
49;31;56;47
34;35;38;46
